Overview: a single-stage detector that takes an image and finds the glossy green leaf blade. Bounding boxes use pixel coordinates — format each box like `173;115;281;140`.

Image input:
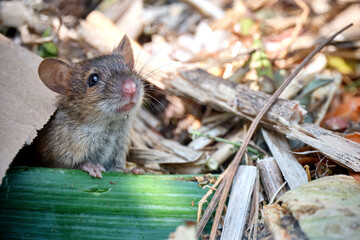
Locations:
0;167;212;240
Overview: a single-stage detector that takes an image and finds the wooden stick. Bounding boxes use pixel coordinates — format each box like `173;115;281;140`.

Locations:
181;0;225;19
269;181;287;204
261;129;308;189
278;0;309;58
219;166;257;240
251;169;260;240
258;157;287;202
196;23;354;239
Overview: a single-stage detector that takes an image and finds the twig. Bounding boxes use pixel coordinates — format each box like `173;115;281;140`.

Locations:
288;150;320;155
219;166;257;239
251;170;260;240
196;176;227;237
196;169;228;224
262;129;308;189
190;130;265;155
195;23;353;239
252;173;260;240
181;0;225;19
269;181;287;204
278;0;310;58
304;165;311;182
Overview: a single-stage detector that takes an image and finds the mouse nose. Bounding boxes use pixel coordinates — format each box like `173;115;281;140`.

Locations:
123;79;137;97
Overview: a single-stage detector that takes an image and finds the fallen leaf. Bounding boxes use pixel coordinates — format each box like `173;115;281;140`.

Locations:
264;175;360;240
322;93;360;130
349;172;360;183
345;132;360;144
322;116;349;131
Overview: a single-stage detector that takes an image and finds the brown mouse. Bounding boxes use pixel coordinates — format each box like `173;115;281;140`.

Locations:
35;36;144;178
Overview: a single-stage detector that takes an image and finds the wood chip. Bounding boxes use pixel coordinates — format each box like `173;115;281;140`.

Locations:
181;0;225;19
258;157;287;201
262;129;308;189
220;165;257;240
188;126;228;150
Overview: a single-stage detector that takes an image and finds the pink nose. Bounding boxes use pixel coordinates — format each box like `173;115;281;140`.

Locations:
123;80;137;97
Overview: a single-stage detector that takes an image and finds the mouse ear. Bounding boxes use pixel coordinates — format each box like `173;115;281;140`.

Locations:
38;58;71;95
113;35;134;69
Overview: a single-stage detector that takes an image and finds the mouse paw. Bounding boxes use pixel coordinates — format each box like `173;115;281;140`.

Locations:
125;167;145;175
79;162;106;178
131;167;145;175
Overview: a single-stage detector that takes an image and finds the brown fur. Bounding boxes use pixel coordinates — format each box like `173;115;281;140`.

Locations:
35;36;144;172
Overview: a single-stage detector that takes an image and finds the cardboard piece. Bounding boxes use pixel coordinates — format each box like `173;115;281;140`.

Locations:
0;34;57;183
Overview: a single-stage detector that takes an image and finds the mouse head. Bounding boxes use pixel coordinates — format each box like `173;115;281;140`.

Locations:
38;36;143;118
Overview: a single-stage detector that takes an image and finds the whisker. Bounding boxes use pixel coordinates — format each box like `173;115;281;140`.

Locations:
134;34;152;71
145;93;166;110
134;45;143;71
143;87;168;96
138;45;172;76
143;95;166;119
142;62;176;80
143;98;163;119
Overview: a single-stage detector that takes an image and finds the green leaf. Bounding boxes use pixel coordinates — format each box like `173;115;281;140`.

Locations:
37;42;58;58
37;27;58;58
278;175;360;240
295;77;333;124
251;39;274;80
240;18;254;36
296;78;333;102
0;167;214;239
345;78;360;92
295;78;332;110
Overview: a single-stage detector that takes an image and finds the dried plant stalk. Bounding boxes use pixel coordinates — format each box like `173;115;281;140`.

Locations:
220;166;257;240
262;129;308;189
258;157;287;201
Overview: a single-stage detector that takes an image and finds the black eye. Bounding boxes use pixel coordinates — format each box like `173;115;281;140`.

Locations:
88;73;100;87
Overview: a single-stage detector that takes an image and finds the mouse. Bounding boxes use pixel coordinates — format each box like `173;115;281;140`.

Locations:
34;35;144;178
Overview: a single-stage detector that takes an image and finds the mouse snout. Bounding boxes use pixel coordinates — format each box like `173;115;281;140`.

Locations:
123;79;137;97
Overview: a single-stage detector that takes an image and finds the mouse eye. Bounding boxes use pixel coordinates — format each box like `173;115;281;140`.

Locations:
87;73;100;87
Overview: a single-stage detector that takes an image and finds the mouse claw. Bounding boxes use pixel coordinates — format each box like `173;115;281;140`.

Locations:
79;162;106;178
131;167;145;175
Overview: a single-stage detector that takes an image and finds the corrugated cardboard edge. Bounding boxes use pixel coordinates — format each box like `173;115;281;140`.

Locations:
0;34;57;183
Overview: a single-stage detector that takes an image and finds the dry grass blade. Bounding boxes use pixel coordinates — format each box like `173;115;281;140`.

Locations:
250;170;260;240
220;166;257;240
195;23;353;239
197;169;228;224
278;0;310;58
